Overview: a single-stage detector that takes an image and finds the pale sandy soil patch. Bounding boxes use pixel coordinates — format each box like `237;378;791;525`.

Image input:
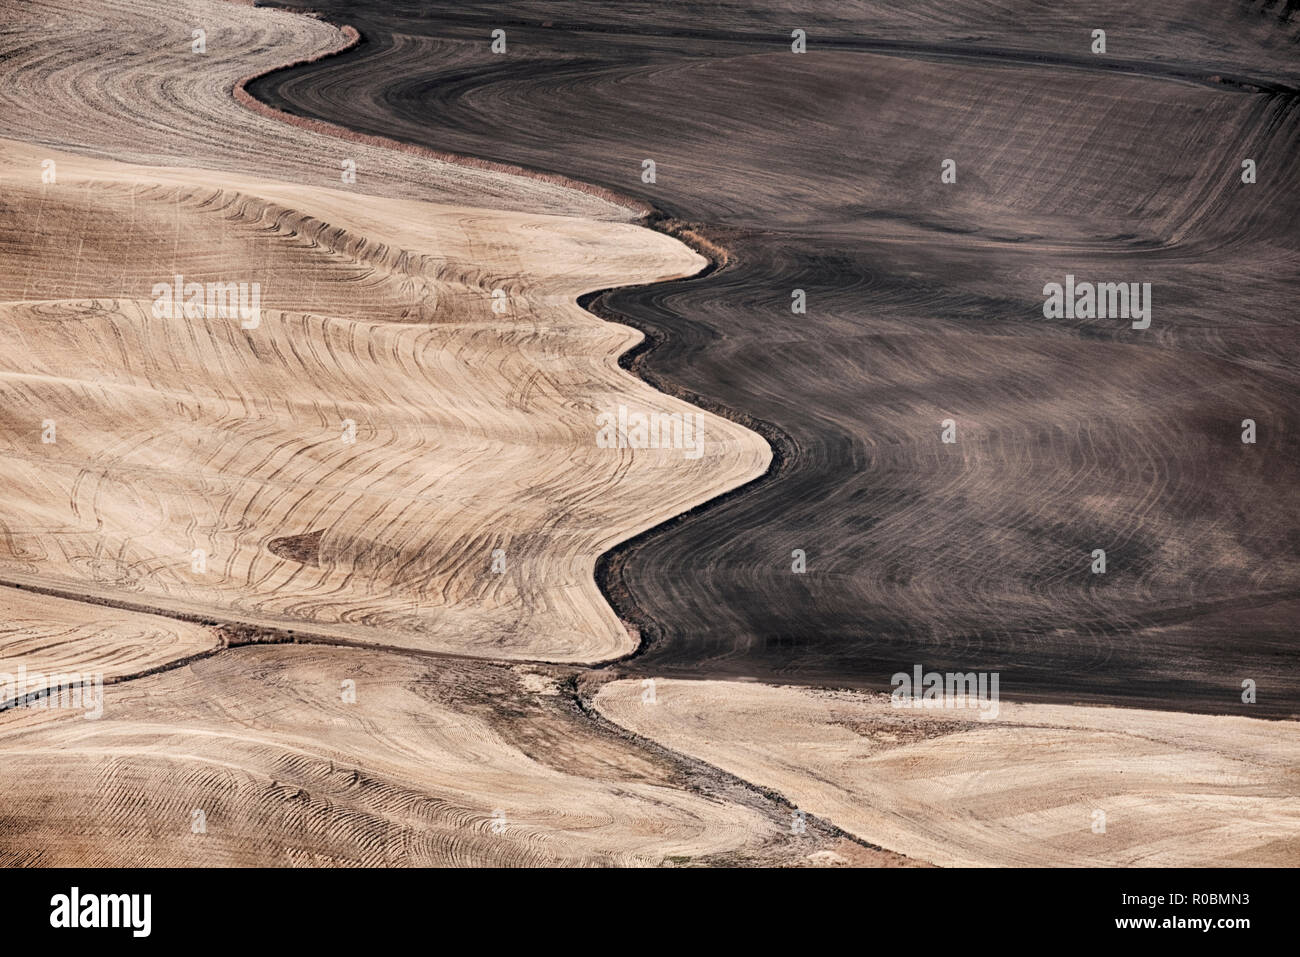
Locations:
595;678;1300;866
0;138;768;662
0;646;850;866
0;0;633;221
0;585;218;703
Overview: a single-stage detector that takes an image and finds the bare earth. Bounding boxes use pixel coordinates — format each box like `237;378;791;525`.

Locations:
0;585;218;703
0;646;898;866
0;0;797;866
595;678;1300;867
250;0;1300;715
0;0;1294;867
0;136;767;663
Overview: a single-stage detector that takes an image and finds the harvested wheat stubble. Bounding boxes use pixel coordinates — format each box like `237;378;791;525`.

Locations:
596;678;1300;867
0;0;805;869
3;0;1296;870
0;585;219;703
0;138;768;662
250;0;1300;714
0;0;633;222
0;646;887;866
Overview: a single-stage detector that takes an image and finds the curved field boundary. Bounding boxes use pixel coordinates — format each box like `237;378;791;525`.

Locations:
231;17;651;218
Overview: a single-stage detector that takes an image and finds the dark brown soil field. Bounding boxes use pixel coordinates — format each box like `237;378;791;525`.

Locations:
246;0;1300;716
